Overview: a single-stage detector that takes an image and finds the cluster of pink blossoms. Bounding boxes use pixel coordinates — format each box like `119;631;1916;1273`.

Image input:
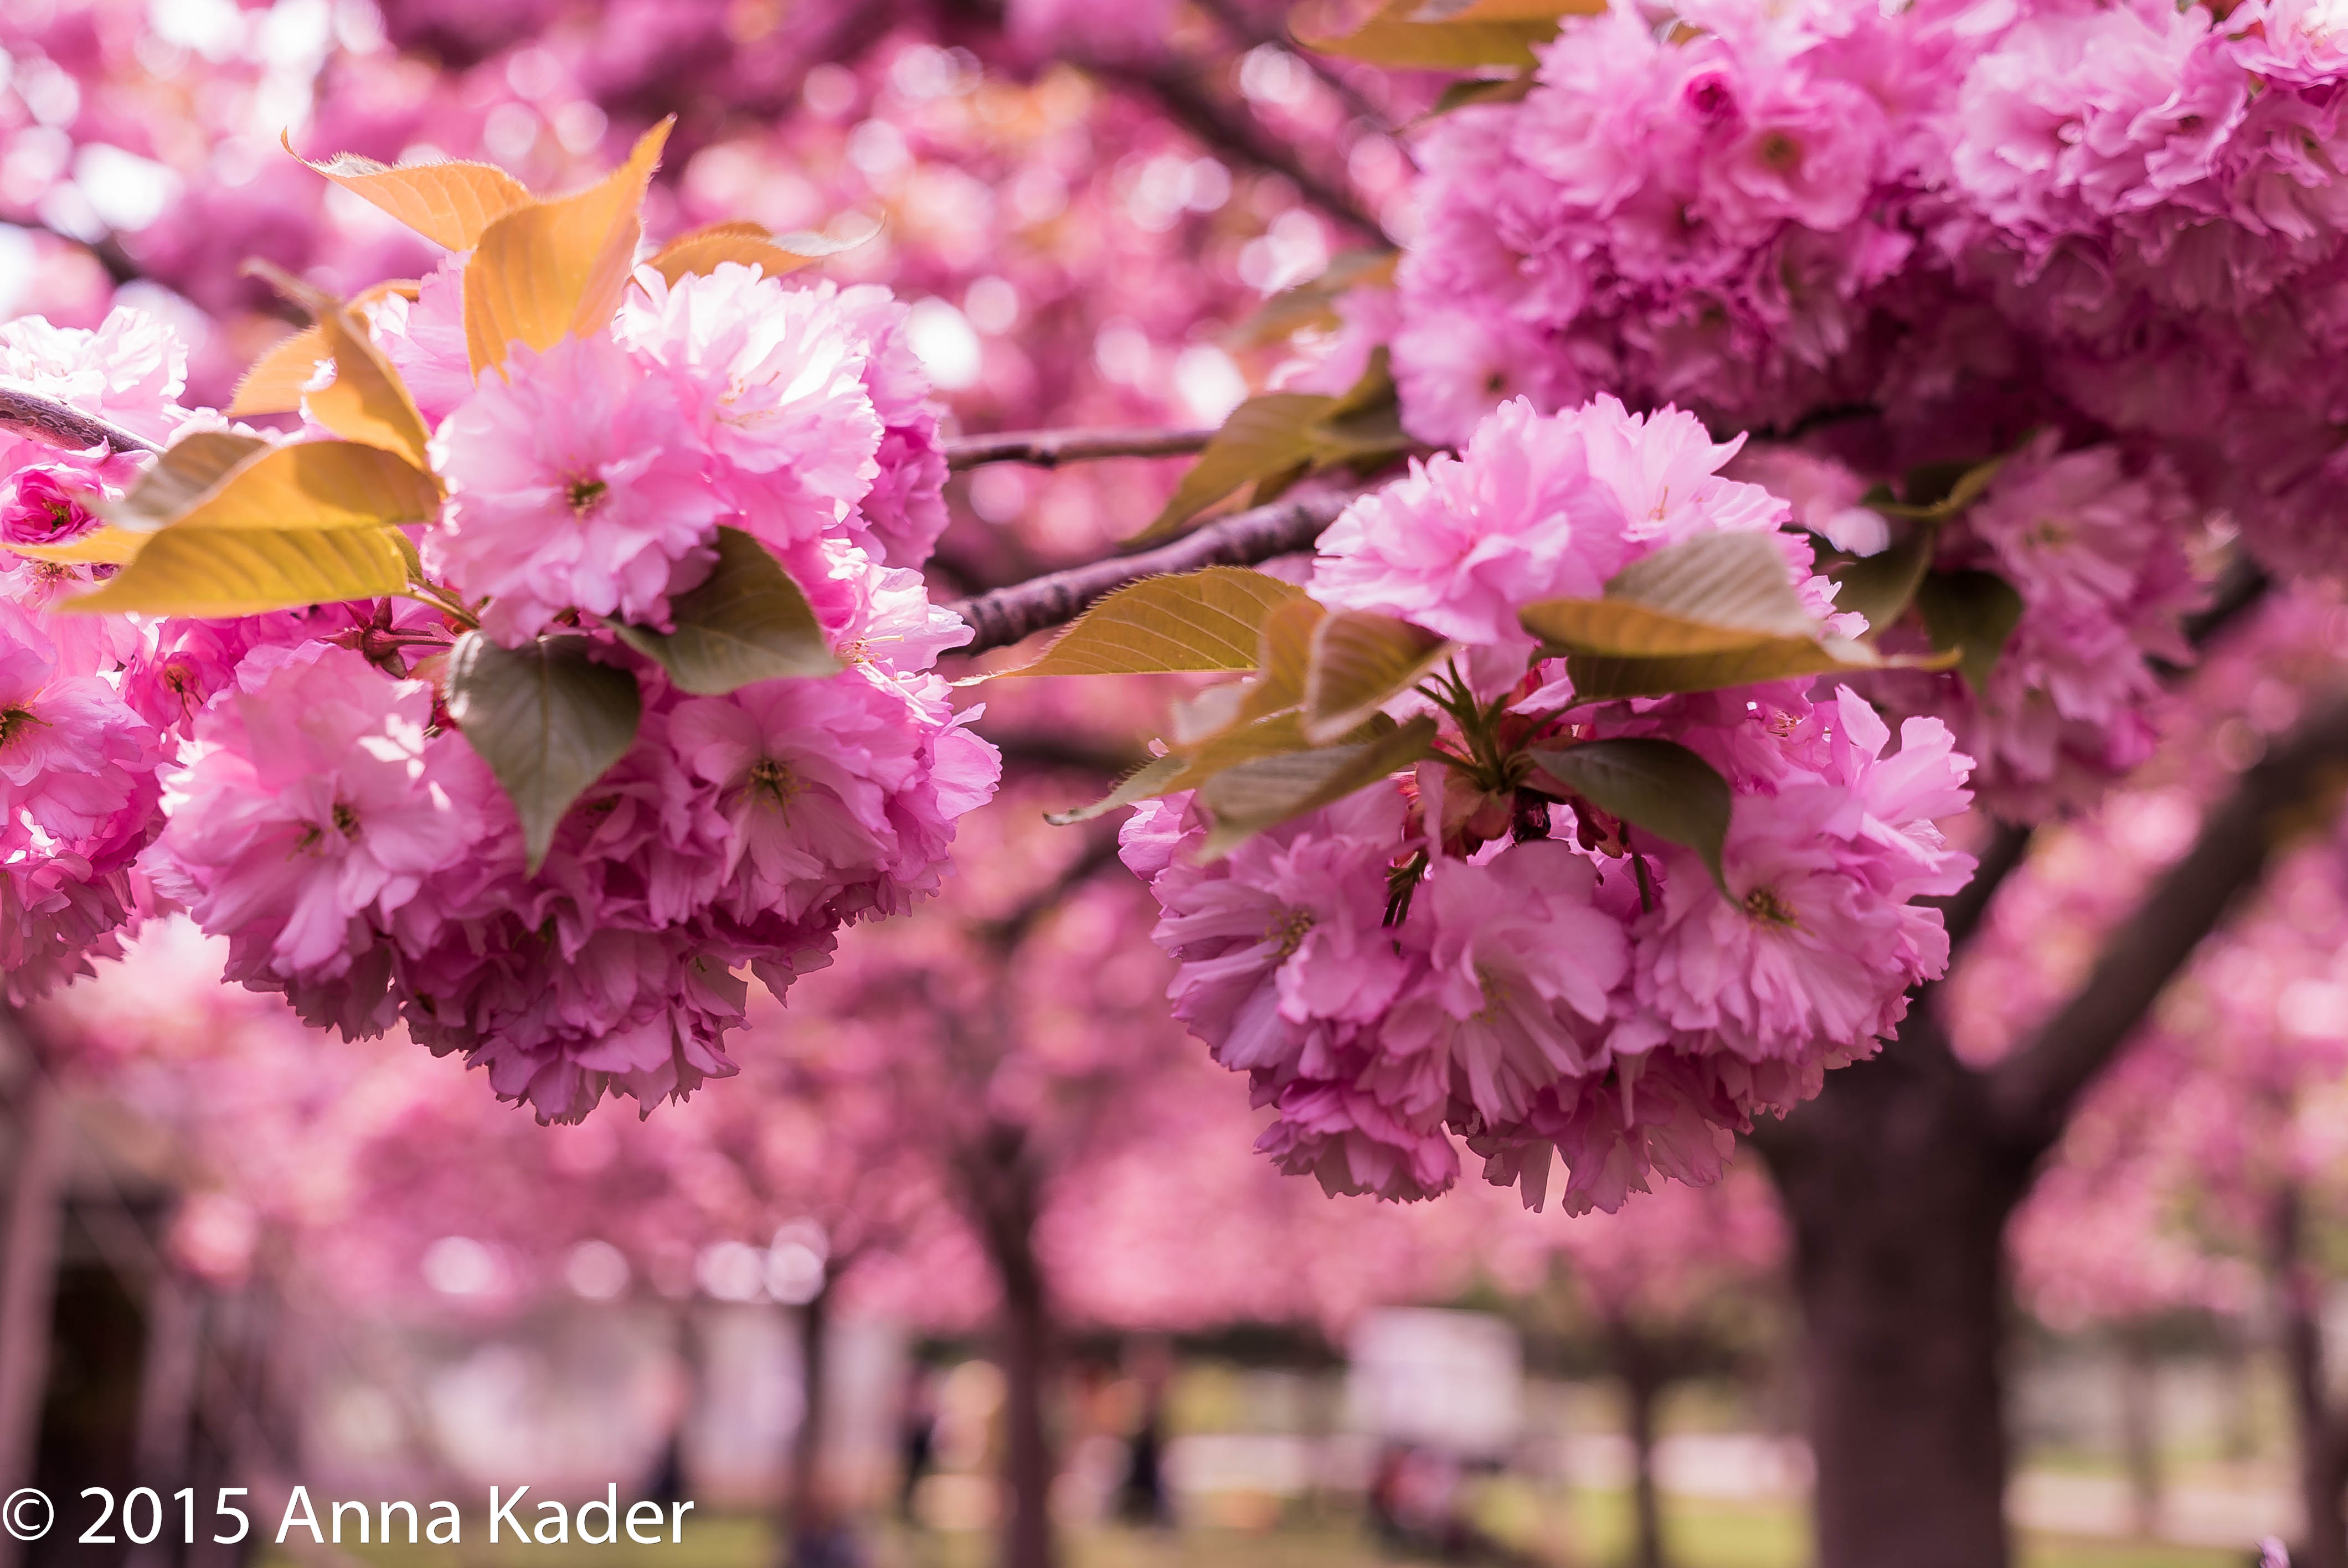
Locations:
0;308;192;1000
1734;435;2205;817
1363;0;2348;819
1121;398;1976;1213
2;267;998;1121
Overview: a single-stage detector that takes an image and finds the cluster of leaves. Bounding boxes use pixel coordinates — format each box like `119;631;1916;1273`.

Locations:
16;127;857;868
1010;493;2024;885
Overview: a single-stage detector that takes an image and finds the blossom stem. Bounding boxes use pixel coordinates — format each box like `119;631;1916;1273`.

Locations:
944;427;1215;470
395;585;479;630
944;491;1351;655
0;386;161;457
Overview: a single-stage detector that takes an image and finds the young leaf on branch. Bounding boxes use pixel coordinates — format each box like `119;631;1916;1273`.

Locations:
1199;714;1438;856
243;261;434;470
105;432;270;528
1134;350;1409;541
995;565;1307;677
610;527;840;694
1529;739;1732;892
1916;569;2026;694
228;279;421;418
287;135;534;250
464;117;673;375
1300;610;1450;743
60;524;411;617
444;632;645;873
1829;520;1937;637
646;220;866;285
1225;250;1398;350
1293;0;1605;69
109;441;441;535
1520;531;1918;700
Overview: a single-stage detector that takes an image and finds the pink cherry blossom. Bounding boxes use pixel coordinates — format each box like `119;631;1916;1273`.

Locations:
426;332;729;644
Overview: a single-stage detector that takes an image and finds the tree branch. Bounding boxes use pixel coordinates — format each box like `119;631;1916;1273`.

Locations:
0;386;159;456
1087;60;1384;234
946;426;1212;470
944;490;1350;656
1987;690;2348;1158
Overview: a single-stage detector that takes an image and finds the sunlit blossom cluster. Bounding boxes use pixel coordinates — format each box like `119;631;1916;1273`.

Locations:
1;279;997;1121
1122;398;1975;1212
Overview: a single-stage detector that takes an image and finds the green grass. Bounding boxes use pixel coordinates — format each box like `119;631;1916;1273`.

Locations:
262;1502;2255;1568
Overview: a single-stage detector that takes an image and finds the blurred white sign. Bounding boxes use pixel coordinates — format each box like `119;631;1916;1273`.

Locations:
1345;1308;1522;1457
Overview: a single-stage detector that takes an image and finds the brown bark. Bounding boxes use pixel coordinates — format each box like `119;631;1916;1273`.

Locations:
2273;1183;2347;1568
0;1069;65;1568
945;428;1212;471
1758;1010;2023;1568
1754;688;2348;1568
964;1125;1056;1568
945;492;1350;656
2115;1321;2162;1542
1606;1322;1669;1568
791;1272;833;1513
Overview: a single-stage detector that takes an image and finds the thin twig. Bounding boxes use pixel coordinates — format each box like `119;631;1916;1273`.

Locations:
944;490;1350;656
946;427;1214;471
0;385;159;456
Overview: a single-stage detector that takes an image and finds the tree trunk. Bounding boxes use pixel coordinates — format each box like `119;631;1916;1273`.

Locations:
791;1274;832;1512
1757;1013;2028;1568
1608;1322;1669;1568
2271;1183;2346;1568
965;1127;1056;1568
2115;1321;2163;1541
0;1076;65;1568
125;1272;202;1568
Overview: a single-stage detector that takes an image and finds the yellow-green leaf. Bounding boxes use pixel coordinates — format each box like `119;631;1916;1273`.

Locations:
646;221;833;286
1142;392;1331;539
227;279;423;417
59;524;410;616
464;118;673;375
1167;594;1328;744
2;525;145;565
1520;530;1886;701
1000;566;1307;677
1225;250;1398;350
1300;609;1449;743
1199;714;1437;857
1044;754;1194;827
245;262;433;471
107;432;271;529
128;441;442;534
290;136;534;250
1134;351;1408;543
1295;0;1604;69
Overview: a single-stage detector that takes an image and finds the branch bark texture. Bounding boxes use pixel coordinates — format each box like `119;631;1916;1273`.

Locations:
946;427;1213;470
0;385;159;456
946;491;1350;656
